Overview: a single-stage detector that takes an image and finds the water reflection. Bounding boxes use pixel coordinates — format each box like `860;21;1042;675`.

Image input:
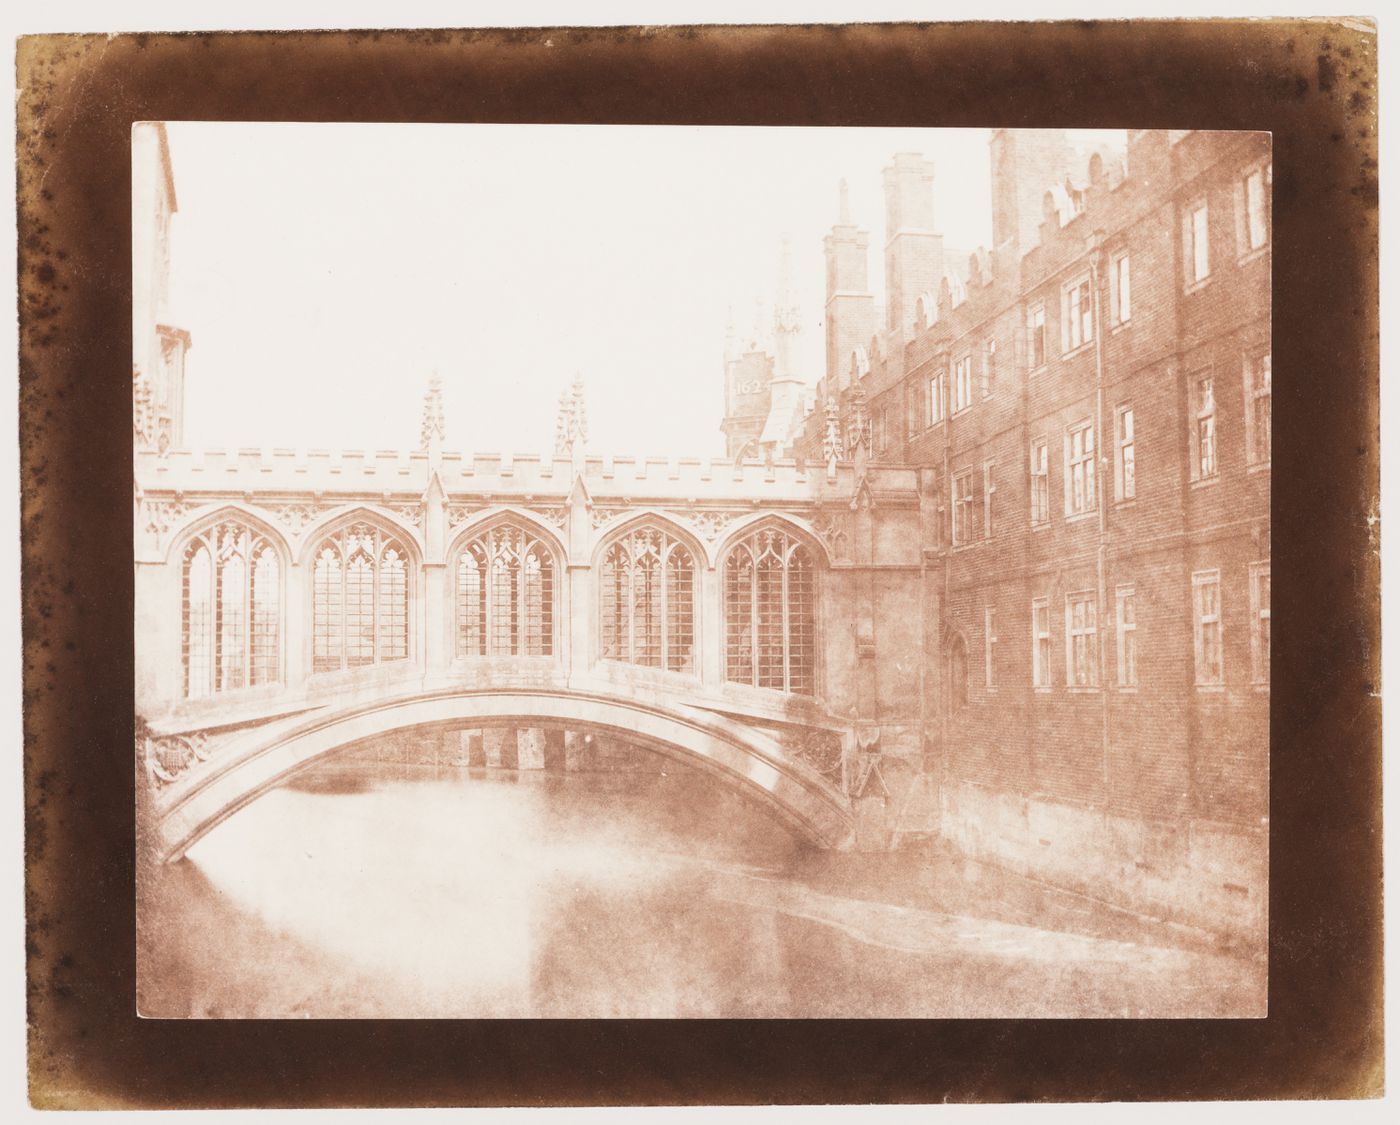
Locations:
137;740;1264;1018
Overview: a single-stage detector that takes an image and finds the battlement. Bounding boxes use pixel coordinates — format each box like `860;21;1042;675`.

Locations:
135;447;917;504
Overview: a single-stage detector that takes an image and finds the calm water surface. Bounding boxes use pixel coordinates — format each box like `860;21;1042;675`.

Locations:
138;751;1263;1018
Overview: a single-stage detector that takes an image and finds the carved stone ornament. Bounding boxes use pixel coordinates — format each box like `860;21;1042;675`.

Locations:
687;510;744;542
809;508;850;555
275;503;320;534
142;731;212;788
142;497;189;536
447;502;479;528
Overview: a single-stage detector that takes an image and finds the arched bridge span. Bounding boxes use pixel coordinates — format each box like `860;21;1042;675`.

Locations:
150;686;855;863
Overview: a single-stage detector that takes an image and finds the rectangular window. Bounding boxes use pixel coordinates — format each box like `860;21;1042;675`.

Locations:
1186;200;1211;284
928;371;946;426
1192;374;1217;480
1062;275;1094;352
1115;405;1136;501
952;469;974;545
983;461;997;539
1236;163;1271;254
1193;570;1223;686
1250;562;1270;684
1064;420;1096;516
1115;584;1138;687
1032;597;1051;688
1027;304;1047;370
984;605;997;690
953;355;973;413
1030;438;1050;526
1110;252;1131;325
1065;592;1098;687
982;338;997;398
1246;351;1271;466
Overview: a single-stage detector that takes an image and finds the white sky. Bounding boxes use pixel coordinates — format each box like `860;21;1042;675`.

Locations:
162;124;1117;458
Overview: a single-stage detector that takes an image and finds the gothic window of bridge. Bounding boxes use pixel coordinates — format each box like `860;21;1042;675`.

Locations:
310;522;411;673
599;525;696;674
724;526;816;695
455;524;556;658
181;521;281;698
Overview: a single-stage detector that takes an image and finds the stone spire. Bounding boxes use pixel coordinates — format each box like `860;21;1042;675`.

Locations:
839;177;851;225
773;234;801;377
419;372;445;456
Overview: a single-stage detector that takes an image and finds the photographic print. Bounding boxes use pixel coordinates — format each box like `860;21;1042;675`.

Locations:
132;121;1271;1020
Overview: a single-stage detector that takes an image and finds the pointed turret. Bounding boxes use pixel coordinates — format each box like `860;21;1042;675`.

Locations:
824;177;875;393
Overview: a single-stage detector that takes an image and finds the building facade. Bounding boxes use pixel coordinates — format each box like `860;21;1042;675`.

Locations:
770;129;1270;938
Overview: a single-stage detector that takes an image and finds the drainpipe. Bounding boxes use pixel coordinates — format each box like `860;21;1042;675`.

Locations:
1087;229;1111;819
940;375;952;819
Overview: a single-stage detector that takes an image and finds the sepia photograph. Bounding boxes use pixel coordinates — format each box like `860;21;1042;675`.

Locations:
132;121;1271;1020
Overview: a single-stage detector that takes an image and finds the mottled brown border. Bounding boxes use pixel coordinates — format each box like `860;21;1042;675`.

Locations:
19;21;1380;1107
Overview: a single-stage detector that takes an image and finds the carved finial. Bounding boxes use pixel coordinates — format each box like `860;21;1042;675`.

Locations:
555;375;589;461
848;379;871;454
839;178;851;224
570;374;588;447
822;395;845;481
419;372;445;453
133;367;156;450
554;387;574;455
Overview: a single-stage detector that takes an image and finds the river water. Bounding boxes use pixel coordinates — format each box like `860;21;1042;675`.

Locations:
137;745;1264;1018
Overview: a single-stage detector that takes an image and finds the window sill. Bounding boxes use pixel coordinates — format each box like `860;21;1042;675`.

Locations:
1110;320;1132;336
1066;685;1101;694
1060;341;1095;362
1194;682;1226;693
1028;364;1048;378
1033;686;1053;694
1251;681;1270;693
1184;276;1212;296
1237;244;1270;268
1064;510;1097;524
1116;685;1139;694
1247;460;1271;475
1190;475;1221;490
1031;520;1052;532
951;541;978;553
1114;498;1137;510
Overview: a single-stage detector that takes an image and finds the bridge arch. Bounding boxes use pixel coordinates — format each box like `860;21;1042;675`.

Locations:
153;688;854;862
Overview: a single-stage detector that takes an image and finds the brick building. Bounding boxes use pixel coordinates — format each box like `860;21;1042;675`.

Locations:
759;129;1271;936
